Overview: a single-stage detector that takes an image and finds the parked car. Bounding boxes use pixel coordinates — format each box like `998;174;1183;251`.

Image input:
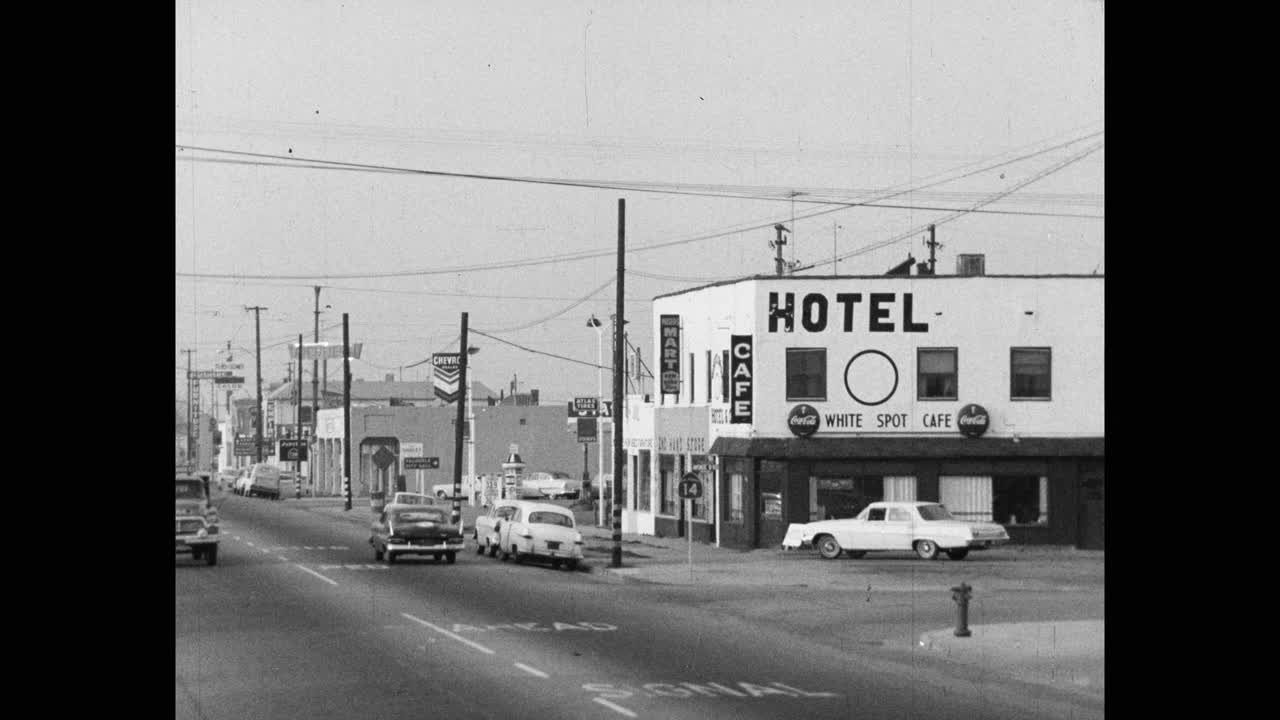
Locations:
244;463;282;499
780;501;1010;560
475;499;582;570
370;503;464;564
233;469;253;496
520;471;582;500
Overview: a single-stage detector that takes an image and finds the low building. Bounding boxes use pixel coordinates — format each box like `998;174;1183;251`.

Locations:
619;272;1104;550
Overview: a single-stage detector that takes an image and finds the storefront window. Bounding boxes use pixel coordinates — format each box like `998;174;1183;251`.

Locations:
786;348;827;401
691;454;710;520
728;473;744;523
1011;348;1052;400
918;348;958;400
659;454;676;515
993;475;1049;525
940;475;1049;525
637;450;652;512
810;477;883;520
761;492;783;519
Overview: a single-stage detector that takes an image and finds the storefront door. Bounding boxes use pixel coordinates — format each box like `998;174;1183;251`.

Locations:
1078;472;1105;550
756;460;788;548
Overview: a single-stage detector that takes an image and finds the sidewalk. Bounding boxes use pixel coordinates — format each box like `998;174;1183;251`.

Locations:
913;620;1105;696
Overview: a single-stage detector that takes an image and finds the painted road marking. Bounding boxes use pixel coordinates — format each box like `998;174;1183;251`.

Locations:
277;555;290;562
452;622;616;633
514;663;550;679
583;681;840;700
592;698;637;718
318;564;389;571
294;564;339;586
245;541;255;547
402;613;495;655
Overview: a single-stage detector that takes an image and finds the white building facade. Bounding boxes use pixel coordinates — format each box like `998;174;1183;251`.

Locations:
620;274;1104;549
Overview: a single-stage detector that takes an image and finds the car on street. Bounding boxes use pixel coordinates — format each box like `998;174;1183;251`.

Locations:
391;492;437;506
780;501;1010;560
475;499;583;570
176;474;219;565
243;463;282;499
370;503;464;564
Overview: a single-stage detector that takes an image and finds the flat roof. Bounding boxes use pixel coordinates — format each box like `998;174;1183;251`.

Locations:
653;273;1104;301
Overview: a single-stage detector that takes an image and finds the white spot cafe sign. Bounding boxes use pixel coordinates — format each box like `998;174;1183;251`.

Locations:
660;315;681;395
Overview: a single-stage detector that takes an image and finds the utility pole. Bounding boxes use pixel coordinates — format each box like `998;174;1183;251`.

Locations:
313;287;321;443
246;306;267;463
181;349;195;472
452;312;469;530
296;333;303;499
612;198;625;569
771;224;790;276
926;224;940;274
342;313;352;511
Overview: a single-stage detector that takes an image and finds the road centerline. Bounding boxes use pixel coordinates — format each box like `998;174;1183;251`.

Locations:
592;697;638;717
514;662;549;678
293;563;339;586
402;612;495;655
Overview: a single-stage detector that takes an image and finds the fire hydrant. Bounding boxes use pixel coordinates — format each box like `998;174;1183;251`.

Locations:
951;582;973;637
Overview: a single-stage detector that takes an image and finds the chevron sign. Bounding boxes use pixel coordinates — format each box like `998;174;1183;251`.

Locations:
432;353;462;403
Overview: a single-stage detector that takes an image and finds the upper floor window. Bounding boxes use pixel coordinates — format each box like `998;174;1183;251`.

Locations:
786;348;826;401
918;348;958;400
1011;348;1052;400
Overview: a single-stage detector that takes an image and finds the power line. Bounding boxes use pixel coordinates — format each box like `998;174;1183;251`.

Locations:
174;129;1103;282
470;329;614;372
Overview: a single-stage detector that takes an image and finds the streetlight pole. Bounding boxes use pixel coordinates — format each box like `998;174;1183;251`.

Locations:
312;287;320;442
588;316;604;526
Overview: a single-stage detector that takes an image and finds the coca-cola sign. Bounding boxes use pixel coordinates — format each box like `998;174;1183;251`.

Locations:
956;404;990;438
787;404;821;438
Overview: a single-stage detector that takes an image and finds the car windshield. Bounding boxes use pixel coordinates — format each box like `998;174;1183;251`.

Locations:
175;481;204;500
393;510;447;525
527;511;573;527
917;504;954;521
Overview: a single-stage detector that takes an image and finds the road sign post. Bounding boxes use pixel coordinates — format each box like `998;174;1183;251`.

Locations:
678;472;703;580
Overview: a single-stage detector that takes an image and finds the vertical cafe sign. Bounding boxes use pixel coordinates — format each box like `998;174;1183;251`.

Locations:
730;335;753;423
660;315;681;395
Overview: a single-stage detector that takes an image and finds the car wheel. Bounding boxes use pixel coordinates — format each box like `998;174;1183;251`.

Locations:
488;541;499;558
445;552;456;564
845;550;866;559
386;551;397;564
205;546;218;566
915;540;939;560
564;559;579;572
475;534;485;555
191;548;203;561
551;560;562;570
816;535;843;560
374;545;384;561
500;547;510;561
436;490;447;499
433;552;443;563
946;548;970;561
512;545;524;564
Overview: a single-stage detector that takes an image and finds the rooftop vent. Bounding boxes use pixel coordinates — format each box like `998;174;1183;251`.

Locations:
957;254;986;276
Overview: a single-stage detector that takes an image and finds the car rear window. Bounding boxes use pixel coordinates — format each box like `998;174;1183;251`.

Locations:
527;511;573;527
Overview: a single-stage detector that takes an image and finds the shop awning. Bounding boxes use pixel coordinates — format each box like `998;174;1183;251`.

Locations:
708;436;1104;459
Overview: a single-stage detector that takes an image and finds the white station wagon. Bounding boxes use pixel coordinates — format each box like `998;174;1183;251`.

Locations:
781;501;1010;560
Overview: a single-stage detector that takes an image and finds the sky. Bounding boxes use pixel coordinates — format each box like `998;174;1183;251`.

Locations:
175;0;1104;408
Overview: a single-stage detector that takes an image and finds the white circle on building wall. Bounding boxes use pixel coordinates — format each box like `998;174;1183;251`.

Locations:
844;350;899;406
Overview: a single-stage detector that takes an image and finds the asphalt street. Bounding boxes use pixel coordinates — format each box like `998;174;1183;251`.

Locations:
177;492;1104;720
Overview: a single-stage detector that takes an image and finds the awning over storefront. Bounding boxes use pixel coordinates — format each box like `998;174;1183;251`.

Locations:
708;436;1104;459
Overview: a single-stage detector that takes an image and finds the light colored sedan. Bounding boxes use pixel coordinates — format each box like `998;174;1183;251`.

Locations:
781;501;1010;560
476;500;583;570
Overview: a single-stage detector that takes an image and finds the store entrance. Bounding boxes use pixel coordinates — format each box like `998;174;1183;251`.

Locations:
1078;472;1105;550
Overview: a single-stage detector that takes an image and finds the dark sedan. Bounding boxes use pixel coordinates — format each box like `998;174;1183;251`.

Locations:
370;503;464;564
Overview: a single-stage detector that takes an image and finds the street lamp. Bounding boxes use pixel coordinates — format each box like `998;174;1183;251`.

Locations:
587;315;604;526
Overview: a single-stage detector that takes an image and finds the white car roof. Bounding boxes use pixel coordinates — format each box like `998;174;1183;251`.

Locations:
497;499;573;514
